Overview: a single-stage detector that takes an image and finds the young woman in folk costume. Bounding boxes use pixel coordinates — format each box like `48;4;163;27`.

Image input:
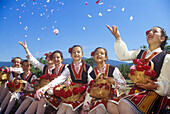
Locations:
83;47;126;114
107;25;170;114
16;41;55;114
0;57;23;104
36;50;68;114
35;45;94;114
0;60;37;114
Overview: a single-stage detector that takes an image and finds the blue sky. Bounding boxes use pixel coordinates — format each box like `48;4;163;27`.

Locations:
0;0;170;62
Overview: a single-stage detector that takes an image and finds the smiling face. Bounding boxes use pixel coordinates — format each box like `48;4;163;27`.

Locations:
146;27;165;49
13;58;22;68
93;48;108;63
71;46;83;62
52;52;63;65
22;61;31;73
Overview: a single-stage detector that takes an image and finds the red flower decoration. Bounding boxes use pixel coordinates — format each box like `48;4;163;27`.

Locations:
146;30;150;36
66;89;72;97
71;82;76;86
151;70;157;77
143;65;151;70
73;87;79;95
91;51;94;56
54;88;64;97
136;65;144;71
86;2;88;5
130;69;135;75
89;80;96;87
4;68;10;73
20;61;23;64
11;59;14;63
68;47;72;53
44;53;48;59
48;52;53;60
15;83;20;88
133;59;143;66
79;86;86;93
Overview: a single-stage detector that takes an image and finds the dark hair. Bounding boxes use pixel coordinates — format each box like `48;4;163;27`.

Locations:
52;50;63;59
94;47;108;58
71;45;83;54
22;60;32;67
12;57;22;63
155;26;168;50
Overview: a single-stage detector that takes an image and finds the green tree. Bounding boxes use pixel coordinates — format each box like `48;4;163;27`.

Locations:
31;57;47;77
117;64;131;79
85;57;95;68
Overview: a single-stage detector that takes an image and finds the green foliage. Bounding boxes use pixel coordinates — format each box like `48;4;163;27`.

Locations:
117;63;131;79
31;57;47;78
85;57;95;68
140;45;147;50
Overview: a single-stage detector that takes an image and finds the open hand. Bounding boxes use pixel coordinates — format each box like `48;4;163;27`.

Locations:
135;78;158;90
18;41;28;49
106;25;121;41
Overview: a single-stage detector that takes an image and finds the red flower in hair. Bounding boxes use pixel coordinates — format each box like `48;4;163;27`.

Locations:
91;51;94;56
48;52;53;60
68;47;72;53
44;53;48;59
146;30;150;36
11;59;14;63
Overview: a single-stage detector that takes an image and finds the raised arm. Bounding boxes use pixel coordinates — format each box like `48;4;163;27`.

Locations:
18;41;31;55
106;25;141;61
106;25;121;41
19;41;45;71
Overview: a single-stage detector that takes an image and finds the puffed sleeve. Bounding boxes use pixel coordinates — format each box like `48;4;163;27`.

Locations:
114;39;141;61
26;54;45;72
154;54;170;96
112;67;126;89
23;74;38;91
10;67;23;74
46;67;70;88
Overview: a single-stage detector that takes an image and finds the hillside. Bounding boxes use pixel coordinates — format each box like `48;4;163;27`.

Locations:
0;58;129;67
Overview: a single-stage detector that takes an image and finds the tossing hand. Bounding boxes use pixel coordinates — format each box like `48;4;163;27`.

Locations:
106;25;121;41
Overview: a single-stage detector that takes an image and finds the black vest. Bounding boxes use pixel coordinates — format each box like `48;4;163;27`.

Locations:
90;65;116;79
52;64;66;75
67;63;91;84
43;65;48;75
137;50;166;78
20;73;35;83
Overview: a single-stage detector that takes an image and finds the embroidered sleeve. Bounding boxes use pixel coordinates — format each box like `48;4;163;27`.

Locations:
10;67;23;74
87;66;93;84
154;54;170;96
23;75;37;91
112;67;126;89
26;54;45;72
46;67;70;88
114;39;141;61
